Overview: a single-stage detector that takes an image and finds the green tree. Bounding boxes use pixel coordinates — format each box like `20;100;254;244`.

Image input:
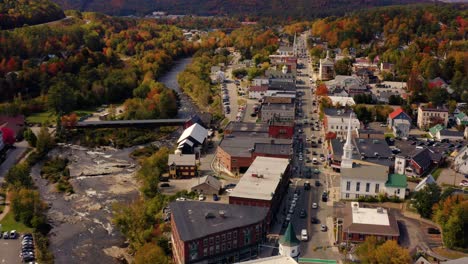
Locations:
5;163;33;189
334;58;353;75
10;188;47;227
48;78;76;115
137;148;170;199
388;95;404;105
412;183;441;218
134;243;170;264
356;236;379;263
36;126;55;155
443;203;468;249
428;87;449;107
23;128;37;147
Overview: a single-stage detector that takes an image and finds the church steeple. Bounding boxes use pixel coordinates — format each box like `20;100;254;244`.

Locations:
341;113;354;169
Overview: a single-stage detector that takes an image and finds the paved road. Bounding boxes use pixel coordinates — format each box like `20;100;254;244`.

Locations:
0;238;23;264
0;141;29;183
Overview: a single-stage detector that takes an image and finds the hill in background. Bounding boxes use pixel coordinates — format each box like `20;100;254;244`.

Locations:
0;0;65;29
51;0;430;18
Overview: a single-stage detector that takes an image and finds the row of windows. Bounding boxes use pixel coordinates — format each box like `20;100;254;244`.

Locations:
330;125;358;130
346;181;379;193
203;231;238;247
202;241;237;257
422;112;447;117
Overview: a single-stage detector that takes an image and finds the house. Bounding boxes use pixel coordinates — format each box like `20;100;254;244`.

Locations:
377;90;399;104
392;119;411;138
211;66;221;74
429;124;445;138
191;175;221;195
385;174;407;200
436;130;464;141
260;103;295;122
325;75;367;96
177;123;208;154
340;202;400;243
453;146;468;175
229;157;291;225
417;106;449;130
414;174;436;192
216;134;291;175
455;112;468;126
168;153;197;178
414;256;433;264
387;108;412;128
328;96;355;107
170;201;268;264
340;162;390;199
265;68;295;79
248;86;268;99
252;76;269;86
408;148;435;176
323;109;360;139
319;51;335;81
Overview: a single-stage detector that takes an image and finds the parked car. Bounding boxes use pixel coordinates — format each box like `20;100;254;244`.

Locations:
3;232;9;239
176;197;187;201
301;229;308;241
304;182;311;190
321;224;328;232
9;230;16;239
212;194;220;201
310;217;319;224
224;183;237;189
315;180;320;187
198;194;205;201
312;203;318;209
322;191;328;202
159;183;170;188
300;209;307;218
427;227;441;234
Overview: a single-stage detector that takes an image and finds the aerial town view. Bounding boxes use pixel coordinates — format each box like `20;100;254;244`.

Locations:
0;0;467;263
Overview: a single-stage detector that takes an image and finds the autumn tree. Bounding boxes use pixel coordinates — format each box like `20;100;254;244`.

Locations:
134;243;170;264
433;195;467;249
356;237;411;264
316;83;328;96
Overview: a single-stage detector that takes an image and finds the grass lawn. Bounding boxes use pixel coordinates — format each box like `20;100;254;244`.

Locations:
432;168;443;180
26;112;55;125
0;211;33;233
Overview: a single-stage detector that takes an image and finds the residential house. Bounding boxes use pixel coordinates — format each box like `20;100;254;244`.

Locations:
168;153;197;179
435;130;464;141
229;157;291;226
355;68;378;84
429;124;445;138
325;75;367;97
170;201;268;264
417;106;449;129
377;90;399;104
277;46;294;56
414;175;436;192
191;175;221;195
248;86;268;99
252;76;269;86
385;174;407;200
388;108;412;128
380;62;394;73
353;57;379;72
177;123;208;154
453;146;468;175
340;202;400;243
392;119;411;138
0;115;25;140
407;148;436;176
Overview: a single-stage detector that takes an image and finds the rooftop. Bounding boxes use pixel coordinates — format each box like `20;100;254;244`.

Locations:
439;130;464;137
170;201;268;242
177;123;208;145
386;174;407;188
323;108;354;117
168;154;196;166
219;135;291;158
328;96;356;106
343;202;400;237
225;122;269;134
261;103;295;112
279;222;300;247
229;157;290;201
238;255;298;264
354;138;393;159
341;162;389;182
255;143;291;156
419;106;448;112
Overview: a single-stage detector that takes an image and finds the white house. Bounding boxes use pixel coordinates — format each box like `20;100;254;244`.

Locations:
248;85;268;99
323;109;360;139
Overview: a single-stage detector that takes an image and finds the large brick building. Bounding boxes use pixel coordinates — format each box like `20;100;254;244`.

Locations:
170;201;268;264
339;202;400;243
229;157;291;226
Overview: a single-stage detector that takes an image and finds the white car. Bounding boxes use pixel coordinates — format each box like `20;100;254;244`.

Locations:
198;194;205;201
176;197;187;201
312;203;318;209
301;229;308;241
321;224;327;232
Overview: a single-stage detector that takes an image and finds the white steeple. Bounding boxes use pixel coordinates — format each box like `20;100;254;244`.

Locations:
341;113;354;169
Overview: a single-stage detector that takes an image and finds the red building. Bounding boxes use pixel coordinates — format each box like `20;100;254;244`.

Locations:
228;157;291;228
170;201;268;264
268;119;294;139
339;202;400;244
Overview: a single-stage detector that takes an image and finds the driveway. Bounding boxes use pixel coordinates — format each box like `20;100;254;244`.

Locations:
0;141;29;182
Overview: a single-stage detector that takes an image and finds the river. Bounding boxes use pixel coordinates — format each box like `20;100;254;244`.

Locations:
34;57;195;264
159;57;198;119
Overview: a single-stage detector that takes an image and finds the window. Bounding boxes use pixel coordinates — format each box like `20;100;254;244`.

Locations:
397;189;401;194
375;184;380;193
233;231;237;239
210;246;214;255
365;183;370;192
331;125;334;129
215;245;220;253
292;249;296;254
356;182;360;192
233;239;237;248
215;236;220;244
227;232;231;240
209;237;214;245
203;248;208;257
359;234;365;240
345;193;350;198
221;244;225;252
203;239;208;247
355;194;359;198
227;242;231;250
221;234;226;242
346;181;351;191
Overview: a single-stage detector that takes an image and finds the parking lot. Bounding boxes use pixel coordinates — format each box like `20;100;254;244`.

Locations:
0;236;24;264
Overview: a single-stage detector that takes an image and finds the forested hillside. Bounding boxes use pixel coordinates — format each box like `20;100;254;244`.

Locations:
0;11;196;121
0;0;65;29
52;0;428;17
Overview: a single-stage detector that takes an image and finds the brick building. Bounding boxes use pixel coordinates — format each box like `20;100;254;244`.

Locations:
229;157;291;226
268;119;294;139
170;201;268;264
339;202;400;243
168;153;197;178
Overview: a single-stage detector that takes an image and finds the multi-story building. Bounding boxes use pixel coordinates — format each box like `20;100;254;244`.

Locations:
339;202;400;243
417;106;449;130
170;201;268;264
260;103;295;122
229;157;291;225
216;134;291;175
268;119;294;139
319;51;335;81
323;109;360;139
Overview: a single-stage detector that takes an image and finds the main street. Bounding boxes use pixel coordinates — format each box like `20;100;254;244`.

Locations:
286;33;340;261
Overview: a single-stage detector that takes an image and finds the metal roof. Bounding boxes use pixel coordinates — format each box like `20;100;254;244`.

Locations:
177;123;208;145
170;201;268;242
385;174;407;188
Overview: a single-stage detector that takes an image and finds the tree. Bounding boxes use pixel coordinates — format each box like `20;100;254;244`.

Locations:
374;240;411;264
412;183;441;218
5;163;33;189
23;128;37;147
428;87;449;107
48;78;76;115
388;95;405;105
334;58;353;75
10;188;47;228
134;243;170;264
432;195;467;249
355;236;379;263
36;126;55;155
316;83;328;96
